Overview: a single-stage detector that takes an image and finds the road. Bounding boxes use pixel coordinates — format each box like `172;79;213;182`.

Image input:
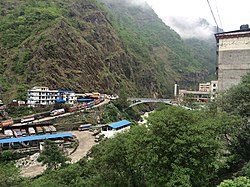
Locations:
12;99;110;127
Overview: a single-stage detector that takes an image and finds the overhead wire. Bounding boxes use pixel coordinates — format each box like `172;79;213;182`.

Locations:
206;0;219;32
214;0;223;29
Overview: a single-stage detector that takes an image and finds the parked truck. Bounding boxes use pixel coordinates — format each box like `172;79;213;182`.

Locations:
0;119;14;127
68;106;78;113
21;115;35;124
78;124;91;131
50;108;65;116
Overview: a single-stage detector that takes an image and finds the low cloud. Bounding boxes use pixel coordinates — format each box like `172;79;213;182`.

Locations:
162;16;217;40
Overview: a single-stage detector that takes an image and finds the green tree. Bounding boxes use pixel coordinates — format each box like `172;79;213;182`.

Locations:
215;73;250;118
217;177;250;187
37;140;71;170
89;107;229;186
16;84;28;101
212;73;250;167
0;162;23;187
146;107;223;186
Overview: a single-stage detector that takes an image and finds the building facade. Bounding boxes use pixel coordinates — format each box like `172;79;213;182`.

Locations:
199;82;211;92
27;87;59;106
210;80;218;100
178;80;218;103
58;90;77;105
27;87;76;106
215;25;250;91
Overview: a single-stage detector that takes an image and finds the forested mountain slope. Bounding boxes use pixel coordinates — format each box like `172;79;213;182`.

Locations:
0;0;216;102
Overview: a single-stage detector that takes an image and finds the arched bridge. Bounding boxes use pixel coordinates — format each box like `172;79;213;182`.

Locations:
127;98;173;107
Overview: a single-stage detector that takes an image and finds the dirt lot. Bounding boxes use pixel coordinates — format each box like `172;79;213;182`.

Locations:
70;131;96;163
19;131;96;178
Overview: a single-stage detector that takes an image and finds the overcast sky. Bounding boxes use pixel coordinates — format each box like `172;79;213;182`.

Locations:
144;0;250;32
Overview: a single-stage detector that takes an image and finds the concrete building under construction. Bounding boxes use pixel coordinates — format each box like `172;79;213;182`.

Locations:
215;24;250;91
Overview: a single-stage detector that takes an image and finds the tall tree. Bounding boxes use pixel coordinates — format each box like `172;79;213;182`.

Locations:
215;73;250;118
89;107;231;186
37;140;71;170
217;176;250;187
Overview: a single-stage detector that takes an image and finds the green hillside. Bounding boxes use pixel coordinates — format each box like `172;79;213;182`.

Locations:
0;0;215;102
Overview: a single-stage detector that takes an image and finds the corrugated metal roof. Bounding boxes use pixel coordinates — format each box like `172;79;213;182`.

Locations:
107;120;131;129
55;99;66;103
0;132;73;144
58;90;74;93
77;98;93;102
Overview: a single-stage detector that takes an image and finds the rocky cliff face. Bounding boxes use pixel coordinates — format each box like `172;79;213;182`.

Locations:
0;0;216;102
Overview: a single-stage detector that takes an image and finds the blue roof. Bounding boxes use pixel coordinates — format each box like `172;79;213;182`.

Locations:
58;90;74;93
0;132;73;144
107;120;131;129
56;99;66;103
77;98;93;102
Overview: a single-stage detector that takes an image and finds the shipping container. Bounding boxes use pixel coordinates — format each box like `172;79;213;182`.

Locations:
87;101;95;108
68;106;78;113
94;100;100;105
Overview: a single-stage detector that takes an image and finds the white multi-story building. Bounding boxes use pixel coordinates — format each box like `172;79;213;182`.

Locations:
178;80;218;103
27;87;59;106
58;90;77;105
27;87;77;106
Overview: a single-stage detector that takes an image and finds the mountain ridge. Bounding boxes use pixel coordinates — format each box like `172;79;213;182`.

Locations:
0;0;216;102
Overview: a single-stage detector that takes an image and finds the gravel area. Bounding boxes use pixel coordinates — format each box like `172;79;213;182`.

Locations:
19;131;96;178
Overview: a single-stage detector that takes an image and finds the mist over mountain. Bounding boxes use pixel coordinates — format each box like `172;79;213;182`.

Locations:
164;17;217;40
0;0;216;102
